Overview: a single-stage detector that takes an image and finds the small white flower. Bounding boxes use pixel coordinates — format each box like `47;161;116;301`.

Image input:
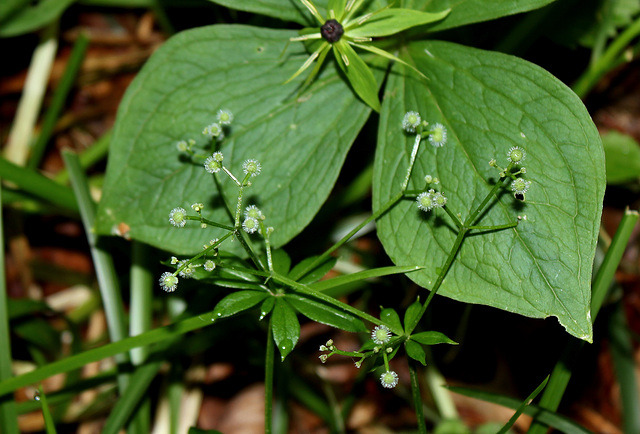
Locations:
204;259;216;272
204;155;222;174
511;178;531;194
203;122;223;138
159;272;178;292
177;260;197;278
217;109;234;125
507;146;526;165
243;159;261;177
416;191;434;212
245;205;263;220
380;371;399;388
402;111;421;133
371;325;391;345
242;217;259;234
428;123;447;147
169;207;187;227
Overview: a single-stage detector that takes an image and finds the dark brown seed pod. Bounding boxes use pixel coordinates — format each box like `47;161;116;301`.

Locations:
321;19;344;43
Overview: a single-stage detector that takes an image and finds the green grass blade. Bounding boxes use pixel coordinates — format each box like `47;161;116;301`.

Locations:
37;385;57;434
101;358;165;434
448;385;593;434
53;130;112;185
28;32;89;170
497;376;549;434
62;149;130;390
528;209;639;434
0;186;19;434
609;300;640;433
0;157;78;212
0;314;211;397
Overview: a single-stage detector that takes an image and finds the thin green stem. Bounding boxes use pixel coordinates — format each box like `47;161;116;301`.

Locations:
62;150;130;391
129;241;153;365
265;318;274;434
468;222;518;231
0;157;78;212
291;191;404;281
53;130;112;184
409;361;427;434
402;134;421;191
271;272;384;327
236;230;267;272
572;15;640;98
464;173;510;227
175;232;234;275
186;215;234;231
28;32;89;170
0;186;19;434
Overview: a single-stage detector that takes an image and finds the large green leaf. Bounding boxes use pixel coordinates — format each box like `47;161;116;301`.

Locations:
0;0;75;38
404;0;557;31
207;0;555;31
373;41;604;341
95;25;373;255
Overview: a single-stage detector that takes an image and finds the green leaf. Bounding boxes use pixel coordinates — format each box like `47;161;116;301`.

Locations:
380;307;403;335
447;385;593;434
403;298;421;333
271;249;291;275
0;0;27;23
95;25;374;256
411;331;457;345
259;297;275;319
410;0;557;32
601;130;640;184
348;8;450;38
404;339;426;365
289;255;337;284
333;40;381;112
0;0;75;38
272;298;300;360
374;40;604;342
285;293;367;332
309;265;421;292
211;290;268;321
207;0;330;25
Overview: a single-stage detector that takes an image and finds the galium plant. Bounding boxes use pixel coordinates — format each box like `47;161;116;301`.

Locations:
87;0;604;430
0;0;621;432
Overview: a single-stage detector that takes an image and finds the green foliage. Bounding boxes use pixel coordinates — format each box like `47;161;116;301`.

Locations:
271;298;300;360
211;290;268;320
602;130;640;184
0;0;75;37
95;25;375;256
374;41;604;341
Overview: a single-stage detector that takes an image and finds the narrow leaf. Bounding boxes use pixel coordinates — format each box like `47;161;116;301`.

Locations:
411;331;457;346
309;265;421;292
333;40;381;111
285;293;367;332
348;8;450;38
405;340;426;366
289;255;337;284
403;298;422;334
380;307;403;335
447;384;592;434
272;298;300;360
211;290;268;321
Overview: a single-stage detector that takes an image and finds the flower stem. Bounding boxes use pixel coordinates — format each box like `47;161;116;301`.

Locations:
409;361;427;434
265;318;275;434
